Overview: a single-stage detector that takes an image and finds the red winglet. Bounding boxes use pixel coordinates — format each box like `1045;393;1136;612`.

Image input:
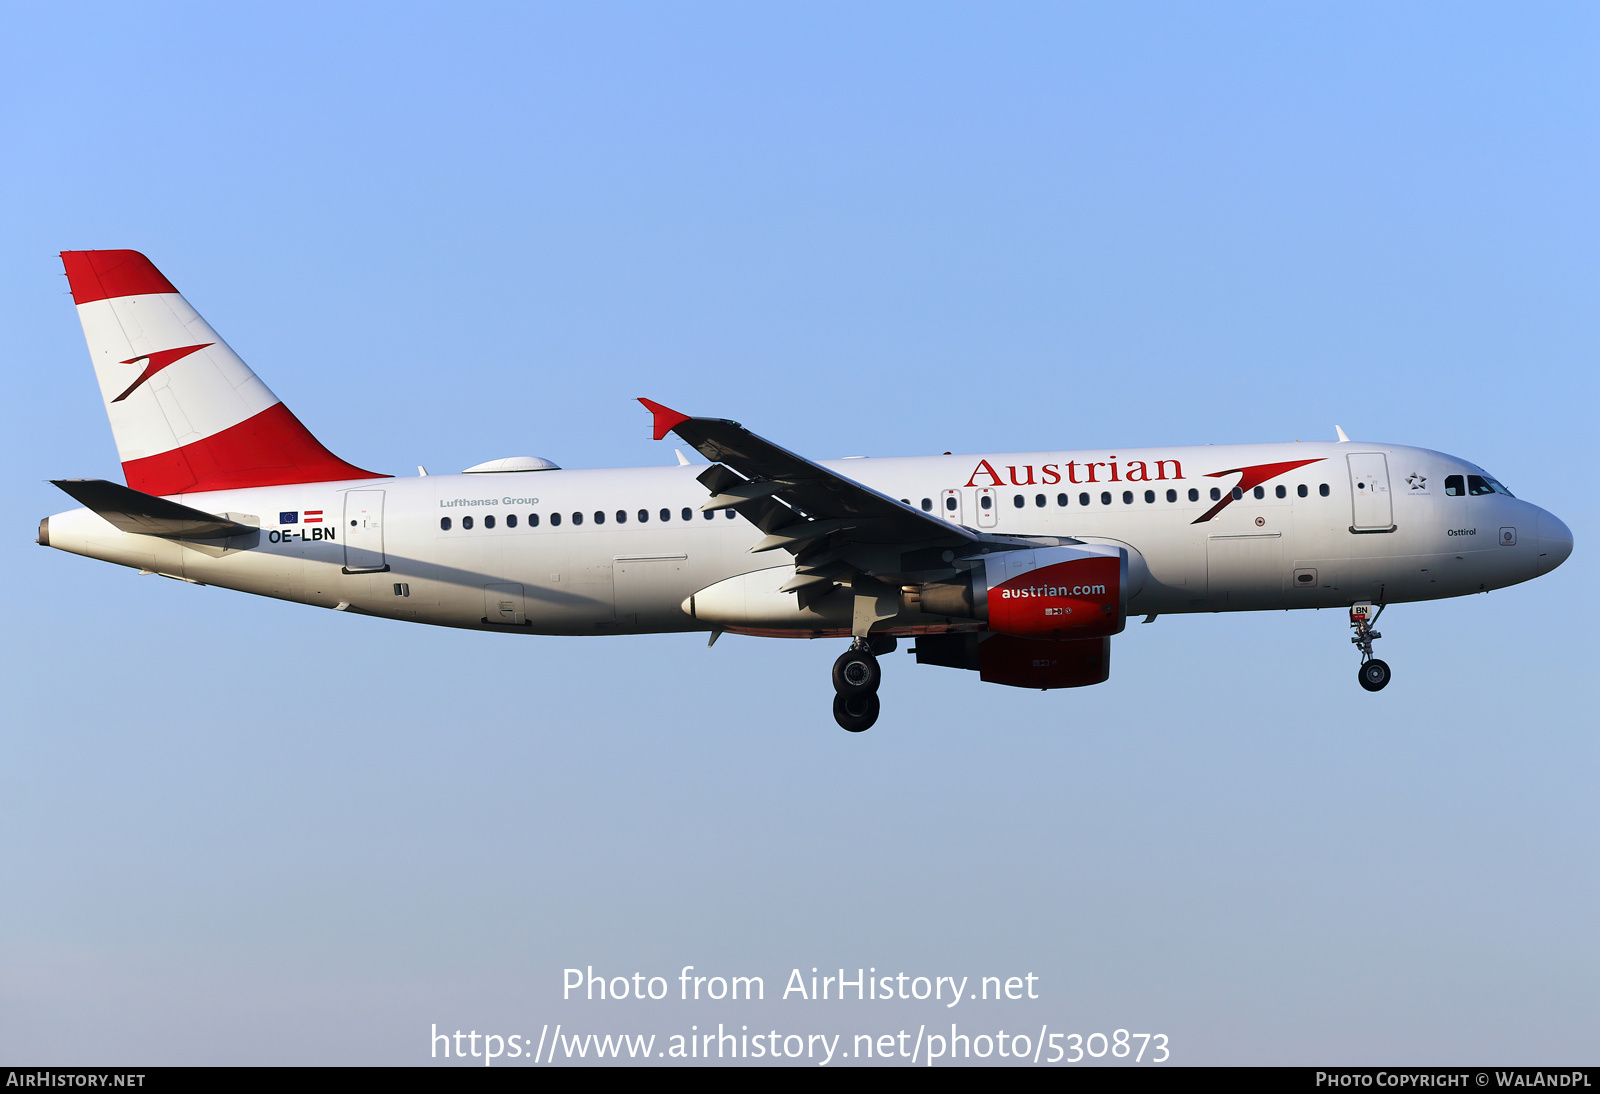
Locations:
638;397;692;441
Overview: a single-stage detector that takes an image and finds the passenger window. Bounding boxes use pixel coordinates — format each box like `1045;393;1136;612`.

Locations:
1445;475;1464;496
550;513;561;527
507;514;518;528
660;508;670;521
1275;485;1286;499
1232;487;1243;500
1123;490;1134;504
1079;493;1090;506
485;515;496;529
529;513;540;527
1188;488;1199;502
463;515;474;530
1467;475;1496;496
681;507;692;521
702;509;713;520
1297;484;1307;498
725;509;736;519
945;496;957;511
594;511;605;524
1166;489;1177;503
572;512;583;526
440;517;452;531
1319;483;1330;497
980;495;992;510
1012;494;1024;509
921;498;933;512
1035;494;1045;507
1144;490;1155;504
1057;493;1069;506
1252;486;1264;500
637;509;648;523
1101;492;1112;505
1210;488;1221;502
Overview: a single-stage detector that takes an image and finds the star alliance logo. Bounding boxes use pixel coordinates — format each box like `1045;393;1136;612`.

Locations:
1406;473;1428;491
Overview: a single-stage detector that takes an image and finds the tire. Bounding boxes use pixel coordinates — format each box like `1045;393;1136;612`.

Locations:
832;649;881;696
1358;658;1391;692
833;692;880;733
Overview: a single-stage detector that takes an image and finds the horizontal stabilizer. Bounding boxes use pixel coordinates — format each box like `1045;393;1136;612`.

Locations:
50;478;257;539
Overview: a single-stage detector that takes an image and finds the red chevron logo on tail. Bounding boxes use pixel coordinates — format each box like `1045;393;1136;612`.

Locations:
112;343;213;403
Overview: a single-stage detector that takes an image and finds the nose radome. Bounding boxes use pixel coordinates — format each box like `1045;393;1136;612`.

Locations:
1537;509;1573;570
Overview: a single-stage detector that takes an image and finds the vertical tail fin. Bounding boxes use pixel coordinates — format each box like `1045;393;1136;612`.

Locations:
60;250;384;496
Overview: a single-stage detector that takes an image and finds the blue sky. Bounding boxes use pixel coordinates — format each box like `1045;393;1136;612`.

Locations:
2;2;1595;1064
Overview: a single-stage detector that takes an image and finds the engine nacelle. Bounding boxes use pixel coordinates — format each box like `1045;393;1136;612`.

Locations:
913;631;1110;690
914;544;1127;640
981;634;1110;689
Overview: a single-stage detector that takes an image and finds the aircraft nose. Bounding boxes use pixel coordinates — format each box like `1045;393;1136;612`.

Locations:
1537;509;1573;571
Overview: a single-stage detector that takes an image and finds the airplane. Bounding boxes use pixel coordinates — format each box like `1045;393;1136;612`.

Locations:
38;250;1574;732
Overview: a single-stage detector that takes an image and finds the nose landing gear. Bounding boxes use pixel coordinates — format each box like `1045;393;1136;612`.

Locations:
832;638;885;732
1350;602;1391;692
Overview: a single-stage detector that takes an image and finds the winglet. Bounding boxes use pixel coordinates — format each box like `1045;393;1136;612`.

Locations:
1335;424;1350;443
639;398;692;441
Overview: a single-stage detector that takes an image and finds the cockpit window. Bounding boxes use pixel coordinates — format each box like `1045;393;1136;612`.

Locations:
1445;475;1464;496
1467;474;1513;497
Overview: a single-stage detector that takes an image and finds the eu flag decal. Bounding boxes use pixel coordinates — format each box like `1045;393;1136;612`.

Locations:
279;511;298;525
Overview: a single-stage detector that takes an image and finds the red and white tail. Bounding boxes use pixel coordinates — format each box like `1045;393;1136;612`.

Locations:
60;250;383;496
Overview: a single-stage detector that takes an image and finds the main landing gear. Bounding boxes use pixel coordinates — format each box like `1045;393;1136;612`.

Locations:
832;638;886;732
1350;602;1391;692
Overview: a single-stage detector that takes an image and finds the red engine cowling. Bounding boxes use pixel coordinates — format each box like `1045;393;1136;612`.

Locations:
979;544;1126;640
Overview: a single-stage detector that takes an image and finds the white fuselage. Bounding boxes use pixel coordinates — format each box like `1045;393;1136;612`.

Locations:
42;440;1571;637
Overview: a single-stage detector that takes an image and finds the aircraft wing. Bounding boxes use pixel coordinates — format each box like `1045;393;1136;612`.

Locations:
639;399;981;602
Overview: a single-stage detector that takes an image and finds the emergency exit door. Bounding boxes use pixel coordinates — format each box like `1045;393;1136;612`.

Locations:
939;488;964;525
1346;453;1395;533
342;490;389;573
976;488;999;528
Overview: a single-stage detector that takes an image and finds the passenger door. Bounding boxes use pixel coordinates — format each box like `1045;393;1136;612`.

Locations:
342;490;388;573
1346;453;1395;533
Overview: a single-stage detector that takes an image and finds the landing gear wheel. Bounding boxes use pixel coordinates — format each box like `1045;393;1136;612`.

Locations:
1358;659;1391;692
833;692;880;732
832;649;881;696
